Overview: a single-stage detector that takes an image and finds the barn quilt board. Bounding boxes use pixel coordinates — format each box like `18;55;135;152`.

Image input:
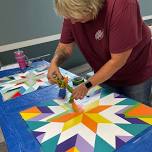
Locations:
0;68;50;101
20;87;152;152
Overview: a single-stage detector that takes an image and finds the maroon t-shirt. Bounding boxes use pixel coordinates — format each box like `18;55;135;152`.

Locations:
60;0;152;86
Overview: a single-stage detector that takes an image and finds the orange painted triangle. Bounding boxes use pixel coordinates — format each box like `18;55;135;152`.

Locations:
51;112;80;122
21;107;41;113
82;114;97;133
66;147;80;152
126;104;152;117
87;105;111;113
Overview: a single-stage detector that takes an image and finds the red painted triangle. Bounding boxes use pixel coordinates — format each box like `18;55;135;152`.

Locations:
20;76;26;78
15;82;24;86
13;92;22;98
37;79;43;82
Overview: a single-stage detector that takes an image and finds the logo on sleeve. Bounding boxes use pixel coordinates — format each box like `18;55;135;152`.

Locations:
95;29;104;40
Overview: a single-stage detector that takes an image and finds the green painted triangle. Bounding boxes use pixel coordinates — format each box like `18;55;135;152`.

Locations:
26;121;49;130
118;124;150;136
116;99;138;106
94;135;114;152
41;134;60;152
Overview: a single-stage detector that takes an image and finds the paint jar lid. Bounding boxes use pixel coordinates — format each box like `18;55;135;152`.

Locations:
72;76;84;86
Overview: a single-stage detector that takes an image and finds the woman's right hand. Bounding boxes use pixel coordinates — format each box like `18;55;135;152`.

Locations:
47;62;63;84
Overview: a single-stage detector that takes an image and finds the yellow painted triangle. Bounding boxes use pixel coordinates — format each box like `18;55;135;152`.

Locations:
138;117;152;125
85;113;112;123
84;100;100;112
66;147;80;152
61;104;71;111
20;112;40;121
62;114;83;132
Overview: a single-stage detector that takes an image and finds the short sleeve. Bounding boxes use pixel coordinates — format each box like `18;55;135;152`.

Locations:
60;19;75;44
109;1;142;53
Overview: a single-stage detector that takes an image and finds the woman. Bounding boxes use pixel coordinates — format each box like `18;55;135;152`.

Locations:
48;0;152;106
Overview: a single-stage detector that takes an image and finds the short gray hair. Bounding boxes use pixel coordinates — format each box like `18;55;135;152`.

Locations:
54;0;105;19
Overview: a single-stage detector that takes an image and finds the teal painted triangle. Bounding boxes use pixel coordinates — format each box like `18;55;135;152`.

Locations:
19;86;26;94
41;134;60;152
39;100;59;106
94;135;114;152
26;121;49;130
116;99;138;106
100;88;112;98
118;124;150;136
25;87;35;94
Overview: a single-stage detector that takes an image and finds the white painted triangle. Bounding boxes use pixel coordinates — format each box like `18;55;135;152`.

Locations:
58;123;96;147
100;105;131;124
34;122;64;143
100;93;126;105
97;124;133;148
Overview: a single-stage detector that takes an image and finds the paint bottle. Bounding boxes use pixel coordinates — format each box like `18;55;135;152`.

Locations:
14;50;28;69
59;88;66;99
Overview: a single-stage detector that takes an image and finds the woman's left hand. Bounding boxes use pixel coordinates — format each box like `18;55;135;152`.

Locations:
72;83;88;100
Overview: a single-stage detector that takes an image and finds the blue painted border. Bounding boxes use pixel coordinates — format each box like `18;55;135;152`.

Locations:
0;62;152;152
